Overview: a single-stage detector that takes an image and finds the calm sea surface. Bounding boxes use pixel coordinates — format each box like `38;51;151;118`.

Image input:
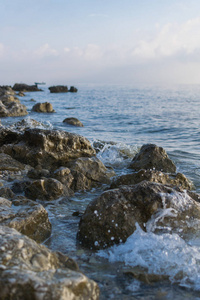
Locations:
2;84;200;299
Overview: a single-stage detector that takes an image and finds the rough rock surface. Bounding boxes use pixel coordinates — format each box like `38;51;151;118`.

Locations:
25;178;73;201
13;83;42;92
0;153;27;172
63;117;84;127
0;128;96;169
0;197;51;242
129;144;176;173
32;102;55;113
0;226;99;300
110;169;193;191
77;181;200;249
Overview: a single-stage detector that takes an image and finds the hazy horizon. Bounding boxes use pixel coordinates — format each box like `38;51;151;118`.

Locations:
1;0;200;86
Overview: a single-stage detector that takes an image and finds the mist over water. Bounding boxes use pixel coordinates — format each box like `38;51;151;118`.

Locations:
2;83;200;299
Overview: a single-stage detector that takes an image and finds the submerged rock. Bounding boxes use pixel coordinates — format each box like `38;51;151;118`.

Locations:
32;102;55;113
129;144;176;173
0;226;99;299
0;197;51;242
63;117;84;127
77;181;200;249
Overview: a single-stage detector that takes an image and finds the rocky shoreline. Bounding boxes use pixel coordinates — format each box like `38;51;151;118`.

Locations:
0;85;199;299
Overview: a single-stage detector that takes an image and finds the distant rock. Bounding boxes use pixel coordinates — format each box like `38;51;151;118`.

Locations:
17;91;25;97
69;86;78;92
49;85;68;93
32;102;55;113
48;85;78;93
0;226;99;300
63;117;84;127
129;144;176;173
13;83;42;92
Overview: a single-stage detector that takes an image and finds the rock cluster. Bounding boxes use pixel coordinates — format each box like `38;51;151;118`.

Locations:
13;83;42;92
77;144;199;250
0;86;28;117
49;85;78;93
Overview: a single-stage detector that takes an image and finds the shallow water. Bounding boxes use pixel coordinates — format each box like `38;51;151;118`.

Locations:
2;83;200;299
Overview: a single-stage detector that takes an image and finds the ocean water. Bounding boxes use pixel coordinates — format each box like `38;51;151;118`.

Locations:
2;83;200;299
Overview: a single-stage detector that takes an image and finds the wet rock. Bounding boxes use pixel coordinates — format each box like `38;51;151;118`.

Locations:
27;167;50;179
77;181;200;249
13;83;42;92
32;102;55;113
110;169;193;191
0;187;15;199
69;86;78;92
124;267;169;284
53;167;74;188
129;144;176;173
0;99;28;117
0;128;96;169
0;153;27;172
17;91;25;97
63;117;84;127
68;157;115;191
0;226;99;299
25;178;73;201
49;85;68;93
12;180;31;194
0;197;51;242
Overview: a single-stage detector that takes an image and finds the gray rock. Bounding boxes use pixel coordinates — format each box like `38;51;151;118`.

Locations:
0;226;99;299
0;197;51;242
129;144;176;173
77;181;200;249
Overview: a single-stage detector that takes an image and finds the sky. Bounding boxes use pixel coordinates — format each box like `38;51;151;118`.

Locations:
1;0;200;85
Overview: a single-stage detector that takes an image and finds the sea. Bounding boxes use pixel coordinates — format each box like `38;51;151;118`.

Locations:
2;83;200;299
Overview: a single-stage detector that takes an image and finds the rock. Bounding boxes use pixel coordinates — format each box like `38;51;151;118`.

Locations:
67;157;115;191
25;178;73;201
63;117;84;127
49;85;68;93
0;187;15;199
69;86;78;92
17;91;25;97
0;153;27;172
0;197;51;242
13;83;42;92
32;102;55;113
110;169;193;191
0;226;99;299
129;144;176;173
77;181;200;249
27;167;50;179
0;128;96;169
53;167;74;188
0;99;28;117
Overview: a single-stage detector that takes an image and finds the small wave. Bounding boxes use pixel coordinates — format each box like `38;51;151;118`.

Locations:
97;223;200;290
92;139;138;168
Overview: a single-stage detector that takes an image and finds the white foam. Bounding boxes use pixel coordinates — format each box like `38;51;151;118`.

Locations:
97;223;200;290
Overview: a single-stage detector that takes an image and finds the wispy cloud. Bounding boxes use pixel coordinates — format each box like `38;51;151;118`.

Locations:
34;43;58;57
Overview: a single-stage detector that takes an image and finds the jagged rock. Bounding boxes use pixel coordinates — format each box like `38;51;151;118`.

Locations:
32;102;55;113
77;181;200;249
25;178;73;201
53;167;74;188
27;167;50;179
13;83;42;92
0;153;27;172
63;117;83;127
0;226;99;299
0;100;28;117
0;197;51;242
67;157;115;191
129;144;176;173
0;128;96;169
110;169;193;191
49;85;68;93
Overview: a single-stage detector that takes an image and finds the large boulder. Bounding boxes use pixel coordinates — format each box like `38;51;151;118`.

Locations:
129;144;176;173
110;169;193;191
0;226;99;300
0;197;51;242
0;99;28;117
13;83;42;92
77;181;200;249
0;128;96;169
49;85;68;93
32;102;55;113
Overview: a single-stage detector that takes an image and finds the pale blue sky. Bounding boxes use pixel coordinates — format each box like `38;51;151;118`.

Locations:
1;0;200;85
